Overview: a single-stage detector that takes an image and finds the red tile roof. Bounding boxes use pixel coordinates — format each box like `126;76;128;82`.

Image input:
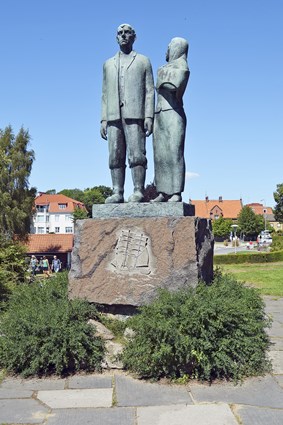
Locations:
24;234;74;254
246;203;273;215
35;193;86;213
191;198;243;219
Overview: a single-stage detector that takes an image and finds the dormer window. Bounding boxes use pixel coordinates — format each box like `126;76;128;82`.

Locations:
36;205;49;212
58;203;67;209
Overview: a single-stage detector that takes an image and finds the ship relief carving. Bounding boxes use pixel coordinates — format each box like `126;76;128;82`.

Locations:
109;229;154;275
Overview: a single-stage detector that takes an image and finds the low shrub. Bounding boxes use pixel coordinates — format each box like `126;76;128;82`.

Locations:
270;234;283;252
121;274;271;382
0;273;105;377
214;250;283;264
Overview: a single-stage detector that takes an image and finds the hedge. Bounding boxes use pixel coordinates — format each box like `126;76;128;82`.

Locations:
214;250;283;265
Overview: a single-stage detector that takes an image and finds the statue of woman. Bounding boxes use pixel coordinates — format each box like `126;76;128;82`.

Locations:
152;37;189;202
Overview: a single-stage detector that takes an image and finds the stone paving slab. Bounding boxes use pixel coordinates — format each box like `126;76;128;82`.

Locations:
190;375;283;408
37;388;113;408
0;377;66;390
269;351;283;374
45;407;135;425
267;324;283;338
0;399;49;424
236;405;283;424
0;388;33;398
268;351;283;375
136;403;238;425
68;374;113;389
115;375;192;407
263;296;283;311
274;375;283;388
269;338;283;350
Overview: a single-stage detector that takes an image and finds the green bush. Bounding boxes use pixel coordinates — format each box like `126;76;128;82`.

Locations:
270;234;283;252
121;275;271;382
0;236;28;303
214;250;283;264
0;273;105;377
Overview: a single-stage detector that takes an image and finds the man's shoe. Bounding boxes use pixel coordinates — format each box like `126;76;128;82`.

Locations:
105;193;124;204
128;190;144;203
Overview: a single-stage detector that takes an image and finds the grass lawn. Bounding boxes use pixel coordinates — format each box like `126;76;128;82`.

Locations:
219;261;283;296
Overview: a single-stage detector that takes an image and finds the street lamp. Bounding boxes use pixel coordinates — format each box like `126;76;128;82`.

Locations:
231;224;238;254
260;199;267;231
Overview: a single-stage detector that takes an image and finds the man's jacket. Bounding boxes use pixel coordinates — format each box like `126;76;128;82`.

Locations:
101;51;155;122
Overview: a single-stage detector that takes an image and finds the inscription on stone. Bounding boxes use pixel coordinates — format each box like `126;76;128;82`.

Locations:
109;229;154;275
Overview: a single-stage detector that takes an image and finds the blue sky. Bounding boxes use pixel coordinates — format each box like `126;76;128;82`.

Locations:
1;0;282;208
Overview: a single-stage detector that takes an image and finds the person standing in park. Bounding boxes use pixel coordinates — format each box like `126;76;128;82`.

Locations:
100;23;155;203
151;37;190;202
42;256;51;277
51;255;61;273
29;255;38;277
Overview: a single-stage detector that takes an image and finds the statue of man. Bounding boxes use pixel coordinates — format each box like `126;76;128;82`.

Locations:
100;24;155;203
151;37;190;202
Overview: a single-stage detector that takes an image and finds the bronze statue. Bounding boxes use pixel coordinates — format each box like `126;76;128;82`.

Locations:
100;24;155;203
152;37;190;202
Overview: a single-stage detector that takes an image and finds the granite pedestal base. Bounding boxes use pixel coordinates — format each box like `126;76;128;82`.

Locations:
69;204;214;313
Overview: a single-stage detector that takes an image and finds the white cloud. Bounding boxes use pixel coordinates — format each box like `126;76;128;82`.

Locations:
185;171;199;180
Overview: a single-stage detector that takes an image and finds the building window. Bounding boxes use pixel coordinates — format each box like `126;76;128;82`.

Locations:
65;227;73;233
214;215;219;220
37;205;49;212
37;215;45;222
37;227;44;234
55;215;59;222
55;227;60;233
65;214;72;221
46;227;50;233
58;203;67;209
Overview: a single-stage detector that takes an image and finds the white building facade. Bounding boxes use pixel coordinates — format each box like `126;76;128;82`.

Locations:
31;193;86;235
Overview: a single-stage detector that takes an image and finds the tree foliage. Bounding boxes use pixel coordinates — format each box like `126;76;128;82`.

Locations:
58;186;113;215
72;206;89;221
273;183;283;223
212;217;233;239
0;126;36;240
0;235;28;303
237;206;264;237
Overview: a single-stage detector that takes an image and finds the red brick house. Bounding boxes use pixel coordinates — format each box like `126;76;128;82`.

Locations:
190;196;243;220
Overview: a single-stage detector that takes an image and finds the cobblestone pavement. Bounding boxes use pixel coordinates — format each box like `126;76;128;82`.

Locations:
1;296;282;425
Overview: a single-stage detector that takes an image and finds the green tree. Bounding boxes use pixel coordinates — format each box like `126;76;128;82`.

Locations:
58;188;84;203
83;188;105;212
58;186;113;215
72;206;89;221
237;206;264;238
0;235;28;303
0;126;36;240
273;183;283;223
212;216;233;239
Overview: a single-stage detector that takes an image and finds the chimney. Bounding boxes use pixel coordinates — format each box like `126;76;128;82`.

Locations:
219;196;223;202
205;196;209;202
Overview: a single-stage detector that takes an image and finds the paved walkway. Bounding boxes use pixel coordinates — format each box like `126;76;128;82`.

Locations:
1;296;282;425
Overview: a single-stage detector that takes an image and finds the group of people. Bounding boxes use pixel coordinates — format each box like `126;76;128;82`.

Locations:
29;255;62;277
101;24;189;203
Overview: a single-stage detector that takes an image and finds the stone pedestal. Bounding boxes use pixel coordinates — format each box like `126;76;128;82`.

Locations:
69;204;214;313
